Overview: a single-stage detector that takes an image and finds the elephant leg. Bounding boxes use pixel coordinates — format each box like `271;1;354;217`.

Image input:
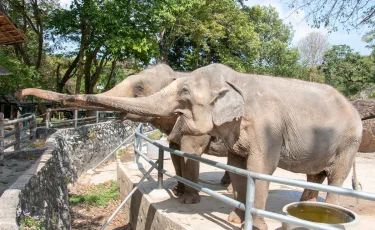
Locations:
300;171;326;202
169;142;185;197
325;147;357;204
178;136;208;204
228;151;278;230
227;152;247;224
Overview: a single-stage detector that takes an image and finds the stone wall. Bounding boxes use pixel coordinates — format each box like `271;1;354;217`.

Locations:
0;121;135;230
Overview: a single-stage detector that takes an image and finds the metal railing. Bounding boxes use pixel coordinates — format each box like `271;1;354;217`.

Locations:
43;108;119;129
0;112;36;163
128;123;375;230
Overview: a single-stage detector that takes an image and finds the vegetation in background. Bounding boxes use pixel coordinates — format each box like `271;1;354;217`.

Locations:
69;180;119;207
1;0;375;102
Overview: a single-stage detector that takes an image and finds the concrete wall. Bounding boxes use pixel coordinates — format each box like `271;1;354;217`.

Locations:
0;121;135;230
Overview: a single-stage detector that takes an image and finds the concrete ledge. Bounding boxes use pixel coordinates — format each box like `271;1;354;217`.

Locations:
117;157;191;230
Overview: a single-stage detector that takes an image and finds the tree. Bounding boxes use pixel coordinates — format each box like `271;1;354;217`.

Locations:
285;0;375;30
1;0;59;70
243;5;301;77
154;0;260;72
298;32;330;81
46;0;158;93
320;45;375;98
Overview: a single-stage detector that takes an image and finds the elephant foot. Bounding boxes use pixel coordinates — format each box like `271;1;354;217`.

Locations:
228;209;244;224
226;183;233;193
240;217;268;230
178;191;201;204
172;184;185;197
220;172;231;186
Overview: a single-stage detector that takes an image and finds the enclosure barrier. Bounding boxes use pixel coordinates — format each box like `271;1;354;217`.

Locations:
0;112;36;162
44;108;118;129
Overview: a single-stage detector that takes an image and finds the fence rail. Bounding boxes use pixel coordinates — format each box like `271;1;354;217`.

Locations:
0;112;36;163
44;108;119;129
125;123;375;230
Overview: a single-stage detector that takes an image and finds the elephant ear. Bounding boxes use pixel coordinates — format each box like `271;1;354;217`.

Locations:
212;77;244;126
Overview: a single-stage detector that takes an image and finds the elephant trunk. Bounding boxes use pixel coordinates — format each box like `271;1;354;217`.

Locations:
64;82;179;117
19;88;70;103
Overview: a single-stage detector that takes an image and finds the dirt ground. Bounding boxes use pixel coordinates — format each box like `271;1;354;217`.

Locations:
68;160;131;230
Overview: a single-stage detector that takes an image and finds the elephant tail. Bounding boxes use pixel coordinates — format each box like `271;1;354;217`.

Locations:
351;158;362;191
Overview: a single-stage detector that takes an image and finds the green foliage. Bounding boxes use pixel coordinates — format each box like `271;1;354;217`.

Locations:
0;49;39;94
69;180;119;207
244;6;301;76
20;213;46;230
320;45;375;98
147;130;163;140
28;139;46;149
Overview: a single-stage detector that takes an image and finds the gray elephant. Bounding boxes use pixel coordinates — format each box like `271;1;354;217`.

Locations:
36;64;362;230
18;64;230;204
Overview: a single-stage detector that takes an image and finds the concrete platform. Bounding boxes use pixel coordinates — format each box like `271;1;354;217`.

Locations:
117;145;375;230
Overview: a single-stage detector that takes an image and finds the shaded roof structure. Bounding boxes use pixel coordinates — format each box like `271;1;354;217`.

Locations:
0;3;26;45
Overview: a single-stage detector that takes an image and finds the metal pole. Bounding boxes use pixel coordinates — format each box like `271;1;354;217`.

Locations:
74;109;78;129
14;112;21;150
157;148;164;189
31;114;36;141
0;113;4;165
100;164;157;230
96;111;99;123
244;175;255;230
46;108;51;128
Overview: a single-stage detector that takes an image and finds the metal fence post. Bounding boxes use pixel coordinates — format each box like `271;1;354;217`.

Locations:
96;111;99;123
46;108;51;128
157;148;164;189
31;114;36;141
14;112;21;151
0;113;4;165
74;109;78;129
244;175;255;230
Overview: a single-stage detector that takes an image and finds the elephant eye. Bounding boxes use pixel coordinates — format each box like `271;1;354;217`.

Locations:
135;85;144;91
181;86;189;94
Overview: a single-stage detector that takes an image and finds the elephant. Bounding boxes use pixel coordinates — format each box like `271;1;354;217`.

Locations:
18;64;231;204
30;63;363;230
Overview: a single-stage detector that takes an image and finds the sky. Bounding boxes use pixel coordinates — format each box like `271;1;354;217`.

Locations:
59;0;372;55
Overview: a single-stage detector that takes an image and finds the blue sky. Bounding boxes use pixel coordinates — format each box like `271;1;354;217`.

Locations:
245;0;372;55
59;0;372;55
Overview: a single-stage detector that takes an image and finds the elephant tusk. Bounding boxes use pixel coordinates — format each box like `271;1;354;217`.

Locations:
210;95;219;104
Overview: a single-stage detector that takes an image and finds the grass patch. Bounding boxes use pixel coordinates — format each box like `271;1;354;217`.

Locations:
147;130;163;140
69;181;119;207
28;139;46;149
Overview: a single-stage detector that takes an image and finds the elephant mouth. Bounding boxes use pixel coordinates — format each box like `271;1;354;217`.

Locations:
168;109;201;143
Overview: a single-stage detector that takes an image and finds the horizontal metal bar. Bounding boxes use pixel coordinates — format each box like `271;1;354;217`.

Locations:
135;129;375;202
1;115;34;126
21;134;31;140
4;129;17;137
76;116;96;121
22;124;31;131
4;140;17;149
135;148;246;210
134;147;339;230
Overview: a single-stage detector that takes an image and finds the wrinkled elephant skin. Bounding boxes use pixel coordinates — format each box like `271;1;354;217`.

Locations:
47;64;363;230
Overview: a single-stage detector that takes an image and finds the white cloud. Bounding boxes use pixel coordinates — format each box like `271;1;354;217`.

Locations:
59;0;72;9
